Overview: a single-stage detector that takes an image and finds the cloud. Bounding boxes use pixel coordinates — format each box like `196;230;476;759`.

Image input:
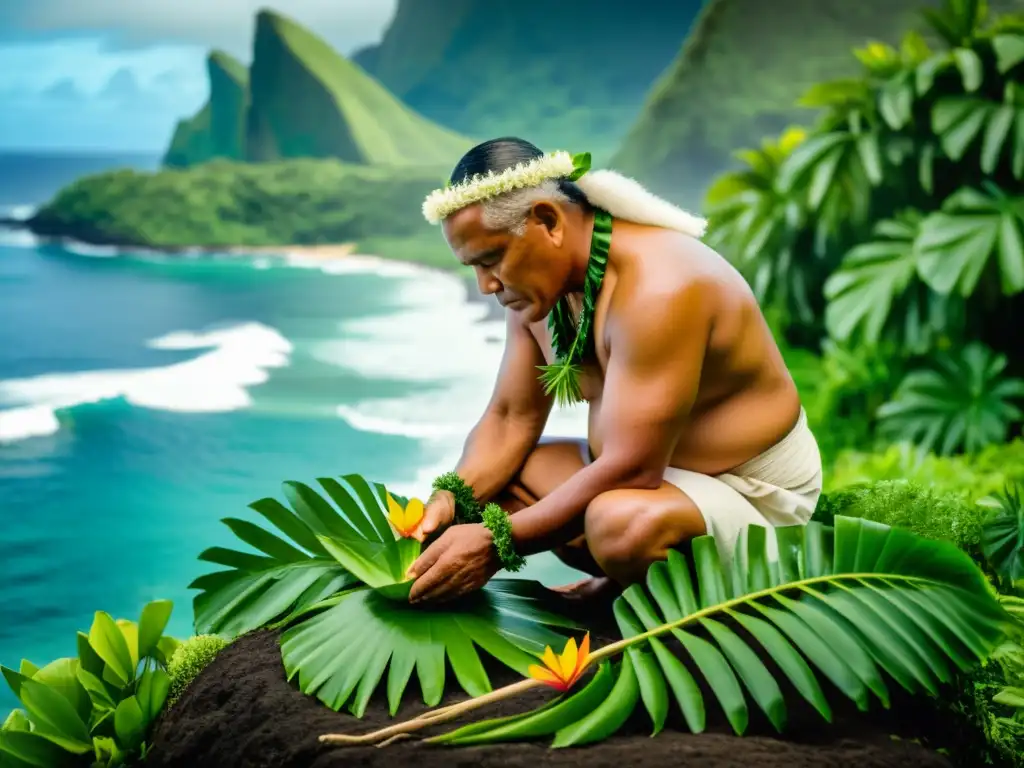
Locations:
0;39;208;151
0;39;206;96
0;1;397;58
42;77;84;101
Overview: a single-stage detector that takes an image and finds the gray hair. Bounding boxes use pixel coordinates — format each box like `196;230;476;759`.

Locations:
480;180;570;236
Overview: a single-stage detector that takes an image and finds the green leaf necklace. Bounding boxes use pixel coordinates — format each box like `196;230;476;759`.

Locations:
538;207;613;406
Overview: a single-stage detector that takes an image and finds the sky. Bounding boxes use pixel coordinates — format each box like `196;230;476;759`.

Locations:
0;1;398;153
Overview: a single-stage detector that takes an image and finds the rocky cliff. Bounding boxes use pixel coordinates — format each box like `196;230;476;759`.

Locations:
352;0;706;158
244;10;471;166
164;51;248;167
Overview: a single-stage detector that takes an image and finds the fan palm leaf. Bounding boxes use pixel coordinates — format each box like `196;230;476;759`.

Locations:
282;579;578;716
430;517;1010;749
876;342;1024;455
189;473;579;716
980;483;1024;587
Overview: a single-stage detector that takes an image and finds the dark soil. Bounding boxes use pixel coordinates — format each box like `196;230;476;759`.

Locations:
146;598;973;768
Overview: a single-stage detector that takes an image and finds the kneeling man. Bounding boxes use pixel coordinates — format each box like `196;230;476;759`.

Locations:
405;137;823;604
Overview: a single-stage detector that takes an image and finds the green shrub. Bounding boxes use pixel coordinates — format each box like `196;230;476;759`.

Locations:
0;599;179;767
167;634;230;707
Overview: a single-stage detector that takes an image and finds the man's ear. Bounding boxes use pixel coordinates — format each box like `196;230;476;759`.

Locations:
530;201;564;246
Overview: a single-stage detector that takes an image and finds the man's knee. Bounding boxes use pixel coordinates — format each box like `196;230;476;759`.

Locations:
584;488;705;578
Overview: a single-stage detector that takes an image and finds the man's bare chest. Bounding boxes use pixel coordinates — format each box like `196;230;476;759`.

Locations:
527;292;610;403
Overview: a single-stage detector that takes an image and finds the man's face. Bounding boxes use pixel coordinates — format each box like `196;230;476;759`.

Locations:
442;203;569;322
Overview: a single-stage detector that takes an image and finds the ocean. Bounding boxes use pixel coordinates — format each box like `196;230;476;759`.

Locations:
0;151;586;713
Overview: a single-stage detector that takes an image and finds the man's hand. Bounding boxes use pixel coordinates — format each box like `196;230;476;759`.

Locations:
411;490;456;542
406;524;500;604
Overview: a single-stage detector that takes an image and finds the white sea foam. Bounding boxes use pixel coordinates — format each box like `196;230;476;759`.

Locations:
0;404;61;442
0;204;38;248
61;242;121;258
4;205;38;220
0;322;291;443
0;227;38;249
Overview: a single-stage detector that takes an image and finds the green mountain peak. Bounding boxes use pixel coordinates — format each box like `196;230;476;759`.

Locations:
244;9;472;166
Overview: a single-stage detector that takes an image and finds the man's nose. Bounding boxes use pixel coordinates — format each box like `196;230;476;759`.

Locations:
475;266;501;295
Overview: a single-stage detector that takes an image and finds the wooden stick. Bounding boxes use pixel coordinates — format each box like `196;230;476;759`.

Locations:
319;678;542;746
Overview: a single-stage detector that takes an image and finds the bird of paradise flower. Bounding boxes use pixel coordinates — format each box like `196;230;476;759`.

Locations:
528;633;592;692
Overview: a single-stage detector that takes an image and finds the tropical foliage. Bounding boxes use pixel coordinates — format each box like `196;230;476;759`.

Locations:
323;516;1011;748
980;483;1024;589
189;473;579;715
706;0;1024;457
0;600;179;767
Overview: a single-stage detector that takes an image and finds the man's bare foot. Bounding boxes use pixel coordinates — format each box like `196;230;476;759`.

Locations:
549;576;622;602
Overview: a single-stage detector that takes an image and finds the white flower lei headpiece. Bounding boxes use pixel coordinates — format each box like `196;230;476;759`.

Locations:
422;151;591;225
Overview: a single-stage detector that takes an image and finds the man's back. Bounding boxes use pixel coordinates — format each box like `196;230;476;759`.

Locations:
522;218;802;476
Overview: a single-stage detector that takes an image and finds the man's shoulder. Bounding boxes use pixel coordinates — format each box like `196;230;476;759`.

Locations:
610;226;726;316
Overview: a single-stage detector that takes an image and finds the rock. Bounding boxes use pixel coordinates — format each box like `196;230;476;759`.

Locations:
146;628;958;768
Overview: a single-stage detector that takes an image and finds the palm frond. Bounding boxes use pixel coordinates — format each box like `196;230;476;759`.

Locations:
435;517;1010;748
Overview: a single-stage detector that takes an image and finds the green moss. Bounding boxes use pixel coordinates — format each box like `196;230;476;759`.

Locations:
813;480;984;557
28;159;454;263
167;634;230;707
244;10;471;166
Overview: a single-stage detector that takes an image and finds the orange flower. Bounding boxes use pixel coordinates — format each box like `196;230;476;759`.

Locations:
386;494;425;538
528;633;591;692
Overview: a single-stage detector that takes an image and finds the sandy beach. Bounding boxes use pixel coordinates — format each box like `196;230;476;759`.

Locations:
223;243;358;260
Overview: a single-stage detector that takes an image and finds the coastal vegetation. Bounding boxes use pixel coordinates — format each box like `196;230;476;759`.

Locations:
25;159;456;265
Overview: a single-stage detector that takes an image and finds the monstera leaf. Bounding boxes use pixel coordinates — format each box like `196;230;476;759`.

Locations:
776;129;882;237
916;185;1024;297
431;517;1010;748
876;342;1024;455
823;211;950;347
190;473;579;716
931;88;1024;177
704;128;818;319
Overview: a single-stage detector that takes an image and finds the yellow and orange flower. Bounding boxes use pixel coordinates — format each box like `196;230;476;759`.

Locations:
386;494;425;538
528;633;591;692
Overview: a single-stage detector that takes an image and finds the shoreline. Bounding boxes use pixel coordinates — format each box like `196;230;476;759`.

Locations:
0;220;506;322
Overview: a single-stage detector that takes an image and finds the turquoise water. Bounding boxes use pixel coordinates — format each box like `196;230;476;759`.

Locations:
0;163;586;715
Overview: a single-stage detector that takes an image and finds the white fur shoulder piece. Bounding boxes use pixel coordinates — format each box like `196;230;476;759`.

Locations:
575;169;707;238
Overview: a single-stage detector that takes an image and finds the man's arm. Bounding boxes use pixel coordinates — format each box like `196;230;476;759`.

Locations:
508;276;713;554
446;310;554;503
